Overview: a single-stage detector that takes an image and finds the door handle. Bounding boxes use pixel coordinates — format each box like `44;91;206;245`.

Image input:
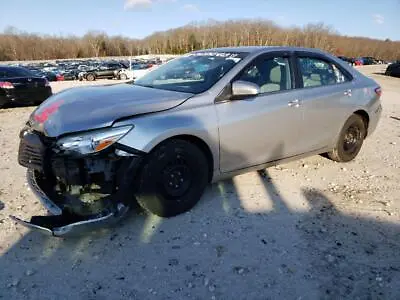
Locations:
344;89;352;96
288;99;301;107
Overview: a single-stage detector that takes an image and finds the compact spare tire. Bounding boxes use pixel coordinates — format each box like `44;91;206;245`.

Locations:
134;139;209;217
327;114;367;162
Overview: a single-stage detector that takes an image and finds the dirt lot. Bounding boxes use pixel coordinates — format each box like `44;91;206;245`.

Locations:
0;66;399;300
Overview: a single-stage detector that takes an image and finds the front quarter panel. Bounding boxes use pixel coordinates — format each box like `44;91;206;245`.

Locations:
114;95;220;171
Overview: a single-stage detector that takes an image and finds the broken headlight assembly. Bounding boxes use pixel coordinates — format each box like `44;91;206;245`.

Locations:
12;124;141;236
56;125;133;155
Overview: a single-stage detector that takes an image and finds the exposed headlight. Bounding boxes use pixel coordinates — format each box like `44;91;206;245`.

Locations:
57;126;133;155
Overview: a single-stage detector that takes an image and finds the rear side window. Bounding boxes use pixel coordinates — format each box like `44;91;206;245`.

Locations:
107;64;120;69
298;57;349;88
238;56;292;94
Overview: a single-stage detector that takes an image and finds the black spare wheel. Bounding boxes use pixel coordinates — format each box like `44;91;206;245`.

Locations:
134;139;209;217
327;114;367;162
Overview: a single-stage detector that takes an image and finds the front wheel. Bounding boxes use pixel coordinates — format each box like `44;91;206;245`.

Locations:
134;140;209;217
327;114;367;162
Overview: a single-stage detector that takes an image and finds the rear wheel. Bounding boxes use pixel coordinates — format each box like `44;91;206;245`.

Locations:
86;73;96;81
327;114;366;162
134;140;209;217
119;73;128;80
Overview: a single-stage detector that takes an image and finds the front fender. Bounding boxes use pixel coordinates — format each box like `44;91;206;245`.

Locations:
115;107;220;170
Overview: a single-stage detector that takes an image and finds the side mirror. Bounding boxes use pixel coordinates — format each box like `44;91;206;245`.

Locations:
231;80;260;98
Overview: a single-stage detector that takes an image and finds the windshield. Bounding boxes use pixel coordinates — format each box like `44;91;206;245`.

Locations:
134;51;248;94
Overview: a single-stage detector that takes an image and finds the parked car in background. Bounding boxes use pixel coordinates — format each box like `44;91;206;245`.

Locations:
0;66;52;108
26;67;59;81
337;56;354;66
59;68;79;80
78;62;125;81
118;64;158;80
385;61;400;77
360;57;378;65
13;47;382;236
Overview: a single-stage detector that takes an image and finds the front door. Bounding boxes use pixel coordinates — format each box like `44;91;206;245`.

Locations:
216;53;304;173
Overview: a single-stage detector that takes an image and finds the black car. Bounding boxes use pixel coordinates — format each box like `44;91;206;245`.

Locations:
79;62;124;81
27;68;58;81
60;68;79;80
337;56;354;65
0;66;52;108
361;57;378;65
385;62;400;77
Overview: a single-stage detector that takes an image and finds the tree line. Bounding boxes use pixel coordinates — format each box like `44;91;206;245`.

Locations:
0;20;399;61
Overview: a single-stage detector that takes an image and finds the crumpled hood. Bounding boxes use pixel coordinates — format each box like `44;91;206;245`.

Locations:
29;83;193;137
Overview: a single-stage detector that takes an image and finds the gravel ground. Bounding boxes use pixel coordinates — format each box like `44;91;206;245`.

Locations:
0;66;399;300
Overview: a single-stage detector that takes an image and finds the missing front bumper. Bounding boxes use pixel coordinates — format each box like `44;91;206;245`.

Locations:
10;169;131;237
10;204;128;237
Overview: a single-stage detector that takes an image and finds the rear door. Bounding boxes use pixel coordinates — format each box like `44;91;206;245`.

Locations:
217;51;305;173
101;63;120;77
96;65;109;78
292;52;354;151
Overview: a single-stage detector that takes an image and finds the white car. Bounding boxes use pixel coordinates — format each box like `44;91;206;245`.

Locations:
118;65;159;80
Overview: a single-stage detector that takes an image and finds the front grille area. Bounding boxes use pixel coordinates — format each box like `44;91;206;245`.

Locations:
18;132;46;171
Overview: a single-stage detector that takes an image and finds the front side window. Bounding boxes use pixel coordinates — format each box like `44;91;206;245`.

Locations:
134;51;248;94
298;57;349;88
237;56;292;94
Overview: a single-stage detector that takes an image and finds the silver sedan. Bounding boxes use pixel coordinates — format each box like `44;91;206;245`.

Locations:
15;47;382;235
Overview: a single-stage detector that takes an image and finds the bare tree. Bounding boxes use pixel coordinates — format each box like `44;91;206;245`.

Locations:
0;20;399;61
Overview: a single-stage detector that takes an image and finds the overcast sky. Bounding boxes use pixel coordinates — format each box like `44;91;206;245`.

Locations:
1;0;399;40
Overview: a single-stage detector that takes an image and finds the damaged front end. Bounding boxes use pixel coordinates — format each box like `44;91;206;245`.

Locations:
12;125;142;237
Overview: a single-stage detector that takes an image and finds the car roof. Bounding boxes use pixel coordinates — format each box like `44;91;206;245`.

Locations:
196;46;328;55
0;65;29;71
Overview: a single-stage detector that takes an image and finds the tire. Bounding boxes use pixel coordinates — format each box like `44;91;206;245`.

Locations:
327;114;367;162
86;73;96;81
134;139;209;217
119;73;128;80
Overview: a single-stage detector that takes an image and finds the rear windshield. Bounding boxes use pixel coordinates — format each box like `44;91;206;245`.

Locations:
0;67;34;78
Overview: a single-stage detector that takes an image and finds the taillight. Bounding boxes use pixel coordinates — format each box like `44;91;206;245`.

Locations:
375;87;382;97
0;81;14;89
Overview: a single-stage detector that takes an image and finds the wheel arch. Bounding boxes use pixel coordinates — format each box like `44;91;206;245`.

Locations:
353;109;370;137
86;72;96;79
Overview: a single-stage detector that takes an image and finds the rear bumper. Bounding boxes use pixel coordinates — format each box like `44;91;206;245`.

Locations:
366;100;382;137
0;87;52;105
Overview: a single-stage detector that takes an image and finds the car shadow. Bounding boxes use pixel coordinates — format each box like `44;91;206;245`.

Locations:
1;102;39;110
390;116;400;122
1;143;399;299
